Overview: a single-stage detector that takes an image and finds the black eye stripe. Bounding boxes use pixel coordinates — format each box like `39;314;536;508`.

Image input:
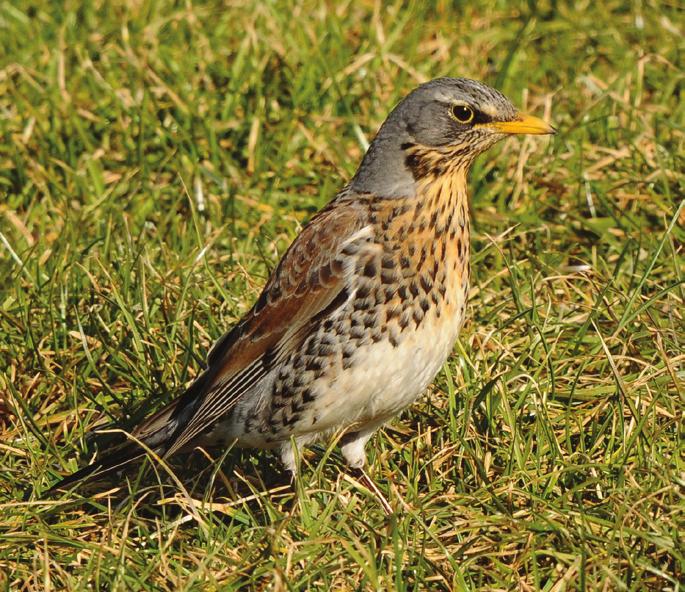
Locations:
472;110;492;124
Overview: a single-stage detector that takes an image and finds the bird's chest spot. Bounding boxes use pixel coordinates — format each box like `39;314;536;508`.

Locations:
309;177;472;425
321;313;459;424
372;173;471;331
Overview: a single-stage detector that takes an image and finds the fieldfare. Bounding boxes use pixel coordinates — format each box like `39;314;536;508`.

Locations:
48;78;554;510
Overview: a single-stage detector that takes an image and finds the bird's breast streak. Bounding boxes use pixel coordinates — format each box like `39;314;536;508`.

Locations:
274;174;469;435
328;173;471;424
217;173;472;446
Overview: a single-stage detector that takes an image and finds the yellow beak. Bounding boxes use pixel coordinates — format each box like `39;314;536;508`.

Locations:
484;112;556;135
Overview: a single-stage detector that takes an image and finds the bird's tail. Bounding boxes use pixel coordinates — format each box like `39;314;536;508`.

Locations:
43;370;213;497
44;440;149;495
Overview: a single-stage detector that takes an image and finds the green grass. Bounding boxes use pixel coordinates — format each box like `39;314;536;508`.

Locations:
1;0;683;589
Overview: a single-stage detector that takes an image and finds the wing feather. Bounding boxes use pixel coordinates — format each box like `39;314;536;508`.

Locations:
48;194;380;492
137;196;376;456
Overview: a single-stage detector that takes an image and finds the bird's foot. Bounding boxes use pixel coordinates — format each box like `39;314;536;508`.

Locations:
352;467;393;516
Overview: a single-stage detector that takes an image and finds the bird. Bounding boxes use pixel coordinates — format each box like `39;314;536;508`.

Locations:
47;78;555;511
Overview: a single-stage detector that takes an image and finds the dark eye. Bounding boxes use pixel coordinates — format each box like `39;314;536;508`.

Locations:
450;104;474;124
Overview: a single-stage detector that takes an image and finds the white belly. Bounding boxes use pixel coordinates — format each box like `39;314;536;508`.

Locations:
307;302;465;432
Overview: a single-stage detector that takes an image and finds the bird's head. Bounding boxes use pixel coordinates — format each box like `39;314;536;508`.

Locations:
351;77;555;197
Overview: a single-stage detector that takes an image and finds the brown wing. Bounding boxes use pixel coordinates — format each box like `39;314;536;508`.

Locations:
133;195;377;456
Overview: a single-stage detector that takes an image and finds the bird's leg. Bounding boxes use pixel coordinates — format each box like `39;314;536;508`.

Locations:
277;439;299;499
278;439;303;514
341;429;393;516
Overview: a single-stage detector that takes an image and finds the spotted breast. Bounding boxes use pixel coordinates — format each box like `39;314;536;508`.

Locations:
209;162;471;467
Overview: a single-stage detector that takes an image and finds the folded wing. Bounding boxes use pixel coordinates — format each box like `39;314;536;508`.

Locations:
49;194;376;491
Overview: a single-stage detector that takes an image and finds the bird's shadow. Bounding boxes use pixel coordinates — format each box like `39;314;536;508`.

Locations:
39;437;349;529
36;403;369;528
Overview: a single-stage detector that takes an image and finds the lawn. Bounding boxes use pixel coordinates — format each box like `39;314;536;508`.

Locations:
1;0;683;589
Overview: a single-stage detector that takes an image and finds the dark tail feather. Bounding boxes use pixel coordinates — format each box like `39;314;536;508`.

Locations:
43;443;148;496
40;371;212;499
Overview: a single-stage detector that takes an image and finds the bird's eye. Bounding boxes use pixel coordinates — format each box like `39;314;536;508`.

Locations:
450;104;474;124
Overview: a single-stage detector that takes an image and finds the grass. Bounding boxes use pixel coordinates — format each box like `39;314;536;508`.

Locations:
1;0;683;589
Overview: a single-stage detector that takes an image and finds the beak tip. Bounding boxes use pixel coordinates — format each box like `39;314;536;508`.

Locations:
489;113;557;136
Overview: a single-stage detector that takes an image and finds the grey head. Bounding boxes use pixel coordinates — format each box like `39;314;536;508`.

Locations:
350;77;554;198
